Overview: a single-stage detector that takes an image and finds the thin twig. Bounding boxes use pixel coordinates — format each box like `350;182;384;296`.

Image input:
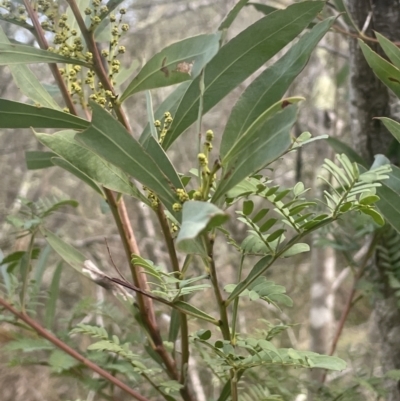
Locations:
104;237;127;282
0;297;151;401
320;233;379;384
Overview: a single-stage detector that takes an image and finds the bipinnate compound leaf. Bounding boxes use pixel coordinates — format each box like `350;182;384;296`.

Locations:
176;201;228;252
359;39;400;99
220;17;335;157
120;33;221;101
0;42;91;67
0;99;89;129
162;1;325;149
76;102;182;215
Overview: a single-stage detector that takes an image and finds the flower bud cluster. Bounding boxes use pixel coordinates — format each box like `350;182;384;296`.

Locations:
154;112;173;145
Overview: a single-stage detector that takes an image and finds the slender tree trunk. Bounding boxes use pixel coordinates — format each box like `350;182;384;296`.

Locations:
347;1;400;400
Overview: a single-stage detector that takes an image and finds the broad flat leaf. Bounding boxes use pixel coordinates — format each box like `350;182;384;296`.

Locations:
0;99;89;129
52;157;105;196
376;165;400;232
176;201;228;252
173;300;218;324
359;40;400;99
247;3;278;15
212;105;298;202
41;227;86;273
45;262;62;329
304;353;346;371
0;42;91;67
25;151;57;170
76;102;182;214
219;0;249;31
377;117;400;143
220;17;336;157
140;81;191;145
0;26;60;109
332;0;359;31
35;130;144;199
326;137;367;167
162;1;325;149
222;97;303;163
120;33;221;100
376;32;400;70
48;349;79;373
281;243;310;257
227;255;273;302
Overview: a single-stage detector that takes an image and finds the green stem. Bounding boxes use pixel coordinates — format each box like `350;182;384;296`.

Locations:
20;231;36;313
231;253;245;343
0;297;152;401
204;233;231;341
196;69;205;188
230;369;238;401
155;206;192;400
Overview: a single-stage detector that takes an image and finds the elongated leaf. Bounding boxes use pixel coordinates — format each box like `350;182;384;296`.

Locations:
376;168;400;232
35;130;145;199
332;0;359;31
41;228;86;274
219;0;249;31
213;105;298;202
173;300;218;324
25;151;57;170
0;42;91;67
52;157;105;196
0;26;60;109
377;117;400;143
227;255;273;302
247;3;278;15
140;81;191;145
162;1;325;149
76;102;182;214
376;32;400;70
220;17;335;157
120;33;221;100
222;97;303;163
359;40;400;99
176;201;229;252
45;262;62;329
0;99;89;129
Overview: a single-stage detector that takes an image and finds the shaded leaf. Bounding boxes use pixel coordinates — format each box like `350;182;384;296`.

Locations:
162;1;325;149
0;26;61;109
359;39;400;99
219;0;249;31
25;151;57;170
0;99;89;129
35;130;145;199
173;300;218;324
76;102;182;215
326;137;368;167
376;32;400;70
120;33;221;100
220;17;335;157
0;42;91;66
213;105;298;202
176;201;228;252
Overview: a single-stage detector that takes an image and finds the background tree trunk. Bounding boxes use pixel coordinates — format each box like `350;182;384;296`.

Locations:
347;1;400;399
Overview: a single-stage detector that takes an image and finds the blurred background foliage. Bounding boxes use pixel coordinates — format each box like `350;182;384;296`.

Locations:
0;0;398;400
